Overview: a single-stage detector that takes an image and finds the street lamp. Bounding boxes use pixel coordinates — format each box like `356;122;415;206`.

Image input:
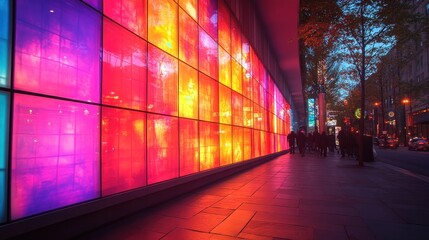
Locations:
374;102;380;136
402;98;410;146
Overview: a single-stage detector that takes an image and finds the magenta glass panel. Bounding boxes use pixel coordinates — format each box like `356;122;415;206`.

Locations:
83;0;102;11
219;124;232;166
103;0;147;39
199;0;217;41
11;94;100;220
179;9;198;68
218;0;230;53
147;45;178;116
199;121;219;171
199;28;218;80
232;126;243;163
231;90;242;126
14;0;101;103
179;0;197;20
101;107;146;196
243;128;252;160
179;119;199;176
102;19;147;111
147;114;179;184
199;73;219;122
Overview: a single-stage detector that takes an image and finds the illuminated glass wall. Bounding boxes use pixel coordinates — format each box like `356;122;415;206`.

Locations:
0;0;291;223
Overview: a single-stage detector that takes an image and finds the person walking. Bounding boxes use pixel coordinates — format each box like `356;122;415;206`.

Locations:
287;131;296;154
337;129;346;158
319;131;328;157
296;129;306;157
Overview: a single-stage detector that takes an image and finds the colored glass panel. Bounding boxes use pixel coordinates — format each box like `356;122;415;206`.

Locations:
0;0;9;87
179;62;198;119
218;0;230;53
102;19;147;111
179;0;197;21
231;91;242;126
231;17;241;63
253;103;261;130
11;94;100;220
199;0;217;41
242;68;252;101
219;124;232;166
147;45;178;116
260;84;267;109
199;73;219;122
231;59;242;94
148;0;178;57
101;107;146;196
232;126;243;163
199;28;218;80
251;51;259;83
103;0;147;39
252;79;260;106
243;97;253;128
252;129;261;158
83;0;102;11
147;114;179;184
0;92;8;223
199;121;219;171
243;128;252;160
14;0;101;103
179;119;199;176
218;47;231;88
219;84;231;124
179;9;198;68
260;131;268;156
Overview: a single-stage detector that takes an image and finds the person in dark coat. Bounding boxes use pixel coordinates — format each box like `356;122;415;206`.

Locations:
287;131;296;154
337;129;346;158
319;131;328;157
296;129;306;157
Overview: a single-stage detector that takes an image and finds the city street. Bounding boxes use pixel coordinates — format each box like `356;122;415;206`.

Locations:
376;146;429;178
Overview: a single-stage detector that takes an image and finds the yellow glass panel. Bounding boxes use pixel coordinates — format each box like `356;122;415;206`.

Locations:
232;126;243;163
219;124;232;166
218;47;231;88
231;59;242;93
179;61;198;119
219;84;231;124
148;0;178;57
179;0;197;20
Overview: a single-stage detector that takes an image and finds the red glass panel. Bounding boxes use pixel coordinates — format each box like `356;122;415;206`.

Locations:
253;103;261;130
232;126;243;163
103;0;147;39
219;124;232;166
148;0;178;57
199;0;217;41
199;28;218;80
199;73;219;122
102;19;147;110
252;79;260;106
231;90;242;126
242;68;252;102
218;0;230;53
231;59;242;93
179;0;197;20
179;118;199;176
147;45;178;116
243;97;253;128
231;17;241;63
260;84;266;109
219;84;231;124
260;131;268;156
101;107;146;196
199;121;219;171
218;47;231;88
147;114;179;184
179;8;198;68
251;50;259;83
179;61;198;119
243;128;252;160
252;129;261;158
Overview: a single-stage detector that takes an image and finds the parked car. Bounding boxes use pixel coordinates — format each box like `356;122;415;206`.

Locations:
379;137;399;149
409;137;423;150
415;139;429;151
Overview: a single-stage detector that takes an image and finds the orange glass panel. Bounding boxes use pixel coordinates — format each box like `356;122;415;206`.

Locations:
147;45;178;116
179;61;198;119
103;0;147;39
231;17;241;63
231;90;242;126
148;0;178;57
199;0;217;41
179;0;197;20
219;124;232;166
199;28;218;80
253;103;261;130
219;84;231;124
231;59;242;93
251;50;259;82
232;126;243;163
179;8;198;68
241;35;251;72
179;118;199;176
199;121;219;171
199;73;219;122
252;129;261;158
252;79;260;106
243;97;253;128
147;114;179;184
218;47;231;88
260;131;268;156
242;68;252;102
101;107;146;196
218;0;230;53
243;128;252;160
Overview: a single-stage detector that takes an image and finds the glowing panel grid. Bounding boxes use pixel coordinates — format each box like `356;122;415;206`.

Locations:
0;92;8;223
0;0;9;87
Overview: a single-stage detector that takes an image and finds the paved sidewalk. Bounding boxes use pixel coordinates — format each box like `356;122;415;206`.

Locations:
77;152;429;240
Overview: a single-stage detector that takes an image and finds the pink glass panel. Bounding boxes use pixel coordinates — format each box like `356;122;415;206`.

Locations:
179;119;199;176
243;97;253;128
14;0;101;103
231;59;242;93
231;90;242;126
103;0;147;39
179;9;198;68
101;107;146;196
11;94;100;219
199;73;219;122
219;84;231;124
232;126;243;163
252;129;261;158
147;45;178;116
199;0;217;41
219;124;232;166
179;0;197;20
147;114;179;184
243;128;252;160
218;0;230;53
251;50;259;83
218;47;231;87
148;0;178;57
199;28;218;80
102;19;147;110
179;61;198;119
199;121;219;171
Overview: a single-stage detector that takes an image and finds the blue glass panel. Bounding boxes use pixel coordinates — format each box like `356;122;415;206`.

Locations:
0;0;10;87
0;92;8;223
